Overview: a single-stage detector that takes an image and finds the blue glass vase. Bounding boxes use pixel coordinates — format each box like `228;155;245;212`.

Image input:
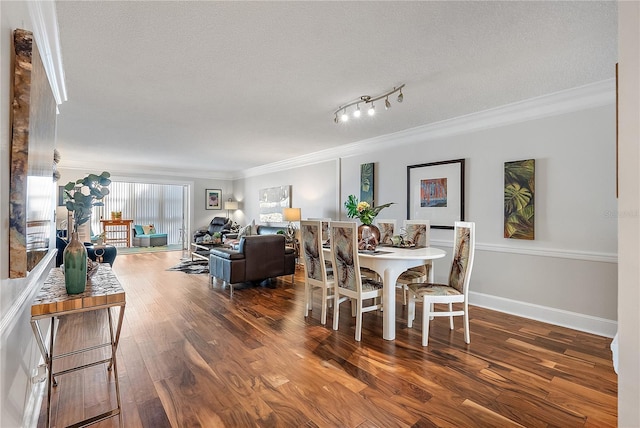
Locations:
63;232;88;294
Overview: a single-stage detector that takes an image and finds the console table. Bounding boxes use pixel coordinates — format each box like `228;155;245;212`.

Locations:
100;219;133;247
31;266;126;428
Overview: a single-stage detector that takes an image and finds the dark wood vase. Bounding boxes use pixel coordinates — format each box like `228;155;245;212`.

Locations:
357;224;380;251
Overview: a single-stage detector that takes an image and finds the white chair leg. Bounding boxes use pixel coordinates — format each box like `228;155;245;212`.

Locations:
422;298;430;346
355;299;363;341
407;297;415;328
449;302;454;330
463;301;470;344
304;284;310;317
402;285;407;305
333;295;340;330
351;299;357;317
429;302;435;320
320;286;327;325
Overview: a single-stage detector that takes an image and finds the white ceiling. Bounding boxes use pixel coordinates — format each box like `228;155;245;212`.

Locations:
54;1;617;178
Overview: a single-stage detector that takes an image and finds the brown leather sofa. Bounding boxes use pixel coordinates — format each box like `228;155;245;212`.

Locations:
209;234;296;295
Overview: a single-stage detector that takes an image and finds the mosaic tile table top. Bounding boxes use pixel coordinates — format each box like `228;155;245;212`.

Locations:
31;266;125;317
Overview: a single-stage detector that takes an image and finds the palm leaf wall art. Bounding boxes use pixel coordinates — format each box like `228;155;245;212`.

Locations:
504;159;535;239
360;162;374;205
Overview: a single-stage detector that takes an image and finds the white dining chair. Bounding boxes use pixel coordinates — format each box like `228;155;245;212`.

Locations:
407;221;475;346
300;220;334;325
330;221;383;341
396;220;431;304
374;218;396;246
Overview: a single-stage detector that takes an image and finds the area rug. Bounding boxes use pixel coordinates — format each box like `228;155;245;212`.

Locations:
167;258;209;274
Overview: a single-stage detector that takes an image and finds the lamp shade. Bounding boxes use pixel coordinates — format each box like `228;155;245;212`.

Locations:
283;207;301;222
224;201;238;210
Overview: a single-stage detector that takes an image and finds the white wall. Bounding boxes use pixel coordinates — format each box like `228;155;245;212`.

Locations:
235;160;340;227
0;3;56;427
617;1;640;425
238;84;618;336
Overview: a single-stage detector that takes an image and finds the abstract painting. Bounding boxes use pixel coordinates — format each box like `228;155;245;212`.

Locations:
420;178;448;207
259;185;291;222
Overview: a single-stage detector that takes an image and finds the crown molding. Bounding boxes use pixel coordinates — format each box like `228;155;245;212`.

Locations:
27;1;67;106
59;160;235;181
238;79;615;179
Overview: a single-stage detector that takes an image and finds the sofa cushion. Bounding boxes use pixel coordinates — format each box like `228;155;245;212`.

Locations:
210;247;244;260
134;224;145;235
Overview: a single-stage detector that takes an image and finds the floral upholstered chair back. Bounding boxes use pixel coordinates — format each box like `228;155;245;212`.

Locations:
308;218;330;245
448;221;475;294
330;222;361;293
403;220;430;247
375;219;396;245
300;221;327;283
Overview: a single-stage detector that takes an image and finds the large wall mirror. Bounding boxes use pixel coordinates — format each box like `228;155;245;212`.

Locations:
9;29;57;278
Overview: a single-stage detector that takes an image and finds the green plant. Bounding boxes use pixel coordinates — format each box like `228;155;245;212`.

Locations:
64;171;111;232
344;194;394;225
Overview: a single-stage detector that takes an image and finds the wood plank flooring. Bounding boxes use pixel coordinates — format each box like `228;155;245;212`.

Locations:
37;251;617;427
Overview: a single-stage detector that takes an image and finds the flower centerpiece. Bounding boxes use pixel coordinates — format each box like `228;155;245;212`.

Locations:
344;195;394;250
344;194;393;225
62;171;111;294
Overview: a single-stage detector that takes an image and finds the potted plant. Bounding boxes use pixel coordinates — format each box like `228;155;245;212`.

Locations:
62;171;111;294
344;195;394;250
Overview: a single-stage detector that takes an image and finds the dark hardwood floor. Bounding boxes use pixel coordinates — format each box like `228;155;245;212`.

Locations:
37;251;617;427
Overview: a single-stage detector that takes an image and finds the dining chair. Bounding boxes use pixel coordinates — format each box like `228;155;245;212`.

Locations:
374;218;396;246
307;218;332;272
407;221;475;346
396;220;431;305
330;221;383;341
300;220;334;325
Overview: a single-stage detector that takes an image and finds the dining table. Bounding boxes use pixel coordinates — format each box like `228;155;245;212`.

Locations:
324;245;447;340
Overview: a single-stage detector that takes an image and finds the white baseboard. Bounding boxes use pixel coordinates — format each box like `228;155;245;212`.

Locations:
469;291;618;338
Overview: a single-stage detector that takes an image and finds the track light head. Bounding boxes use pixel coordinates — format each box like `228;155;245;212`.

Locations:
333;84;404;123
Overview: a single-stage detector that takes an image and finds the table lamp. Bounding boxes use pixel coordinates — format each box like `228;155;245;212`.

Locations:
283;207;301;240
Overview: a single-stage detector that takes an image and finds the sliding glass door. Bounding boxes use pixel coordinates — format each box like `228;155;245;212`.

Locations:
91;181;188;247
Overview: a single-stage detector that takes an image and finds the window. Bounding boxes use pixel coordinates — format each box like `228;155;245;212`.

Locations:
92;181;187;247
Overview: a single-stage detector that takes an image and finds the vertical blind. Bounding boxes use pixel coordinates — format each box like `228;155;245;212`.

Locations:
91;181;185;246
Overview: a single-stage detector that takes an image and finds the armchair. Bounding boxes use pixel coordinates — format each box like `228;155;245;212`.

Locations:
193;216;232;243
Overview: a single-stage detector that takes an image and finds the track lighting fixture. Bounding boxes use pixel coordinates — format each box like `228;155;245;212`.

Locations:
333;84;405;123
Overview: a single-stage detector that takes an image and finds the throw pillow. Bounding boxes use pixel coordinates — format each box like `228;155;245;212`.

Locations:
142;225;153;235
238;224;252;239
250;219;259;235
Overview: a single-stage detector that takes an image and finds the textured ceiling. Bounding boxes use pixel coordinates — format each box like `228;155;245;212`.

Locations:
54;1;617;177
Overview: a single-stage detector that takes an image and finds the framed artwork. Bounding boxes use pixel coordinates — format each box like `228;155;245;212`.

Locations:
407;159;465;229
360;162;374;205
205;189;222;210
9;29;57;278
504;159;535;240
259;185;291;222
